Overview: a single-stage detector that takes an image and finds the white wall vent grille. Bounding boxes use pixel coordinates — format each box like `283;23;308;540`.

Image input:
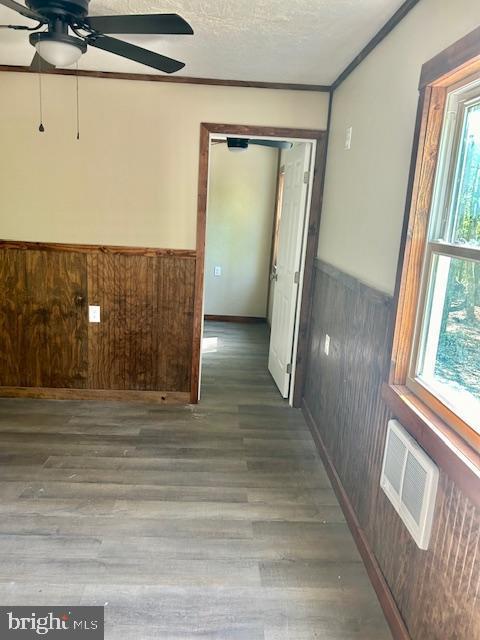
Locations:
380;420;439;550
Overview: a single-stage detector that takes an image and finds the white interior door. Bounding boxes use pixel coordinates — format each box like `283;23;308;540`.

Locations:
268;142;311;397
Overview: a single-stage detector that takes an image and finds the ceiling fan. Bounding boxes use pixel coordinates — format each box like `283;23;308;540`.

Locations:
0;0;193;72
213;137;294;153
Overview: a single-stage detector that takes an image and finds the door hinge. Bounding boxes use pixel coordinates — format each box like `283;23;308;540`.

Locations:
294;271;300;284
303;170;310;184
286;363;292;374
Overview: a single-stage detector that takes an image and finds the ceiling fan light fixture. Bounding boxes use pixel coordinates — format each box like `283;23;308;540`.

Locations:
30;31;87;67
36;40;81;66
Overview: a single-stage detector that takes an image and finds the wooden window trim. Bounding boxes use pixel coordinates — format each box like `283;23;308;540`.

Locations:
387;27;480;507
407;378;480;451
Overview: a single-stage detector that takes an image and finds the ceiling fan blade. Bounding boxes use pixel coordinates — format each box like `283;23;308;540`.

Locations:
85;13;193;36
86;34;185;73
30;51;56;72
0;0;45;22
249;140;294;150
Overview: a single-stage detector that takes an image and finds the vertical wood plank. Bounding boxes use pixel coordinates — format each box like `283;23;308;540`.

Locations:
0;249;88;388
24;250;88;388
0;250;27;386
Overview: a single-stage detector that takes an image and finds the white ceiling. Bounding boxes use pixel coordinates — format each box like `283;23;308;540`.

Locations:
0;0;406;85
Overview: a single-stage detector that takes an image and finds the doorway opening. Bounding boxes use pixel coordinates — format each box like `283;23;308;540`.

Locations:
191;124;326;407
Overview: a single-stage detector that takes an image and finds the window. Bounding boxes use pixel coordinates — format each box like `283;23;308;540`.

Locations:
386;31;480;505
407;80;480;446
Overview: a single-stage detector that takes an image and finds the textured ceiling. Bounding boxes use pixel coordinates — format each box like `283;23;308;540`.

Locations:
0;0;406;84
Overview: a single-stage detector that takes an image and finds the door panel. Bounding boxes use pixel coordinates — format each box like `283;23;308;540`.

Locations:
268;143;311;397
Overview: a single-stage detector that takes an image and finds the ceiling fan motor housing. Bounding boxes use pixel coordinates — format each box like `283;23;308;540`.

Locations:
26;0;90;20
30;28;87;51
27;0;88;66
227;138;249;150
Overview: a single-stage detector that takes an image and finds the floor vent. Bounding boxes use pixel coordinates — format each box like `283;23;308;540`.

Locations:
380;419;439;550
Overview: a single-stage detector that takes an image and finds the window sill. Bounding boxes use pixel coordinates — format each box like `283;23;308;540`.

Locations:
382;383;480;508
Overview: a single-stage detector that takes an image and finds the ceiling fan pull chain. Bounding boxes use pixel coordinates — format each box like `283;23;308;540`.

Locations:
37;59;45;133
76;62;80;140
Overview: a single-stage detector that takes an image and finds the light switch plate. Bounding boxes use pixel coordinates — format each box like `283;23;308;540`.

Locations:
89;305;101;323
345;126;352;150
324;334;330;356
214;266;222;277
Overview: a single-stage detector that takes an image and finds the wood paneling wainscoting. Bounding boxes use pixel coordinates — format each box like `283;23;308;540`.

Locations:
303;259;480;640
0;241;195;403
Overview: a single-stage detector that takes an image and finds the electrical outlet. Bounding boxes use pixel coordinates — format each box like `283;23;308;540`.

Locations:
214;266;222;277
345;126;352;150
324;334;330;356
89;305;101;323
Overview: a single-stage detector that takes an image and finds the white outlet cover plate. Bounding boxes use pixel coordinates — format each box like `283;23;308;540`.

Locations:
89;305;101;323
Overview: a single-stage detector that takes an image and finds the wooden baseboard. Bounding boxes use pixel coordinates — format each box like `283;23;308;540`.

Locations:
0;387;190;405
302;399;411;640
204;315;266;323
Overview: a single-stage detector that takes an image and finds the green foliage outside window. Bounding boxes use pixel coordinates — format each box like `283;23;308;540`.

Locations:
435;104;480;399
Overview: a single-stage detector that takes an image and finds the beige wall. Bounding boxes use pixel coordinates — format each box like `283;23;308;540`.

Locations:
0;72;328;249
205;143;278;317
318;0;480;295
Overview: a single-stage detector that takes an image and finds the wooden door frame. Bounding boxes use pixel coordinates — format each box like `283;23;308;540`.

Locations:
191;123;327;405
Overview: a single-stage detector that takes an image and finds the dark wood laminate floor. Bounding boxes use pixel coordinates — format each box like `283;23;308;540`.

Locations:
0;322;392;639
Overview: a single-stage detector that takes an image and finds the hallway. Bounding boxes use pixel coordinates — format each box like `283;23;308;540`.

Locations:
0;322;391;639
